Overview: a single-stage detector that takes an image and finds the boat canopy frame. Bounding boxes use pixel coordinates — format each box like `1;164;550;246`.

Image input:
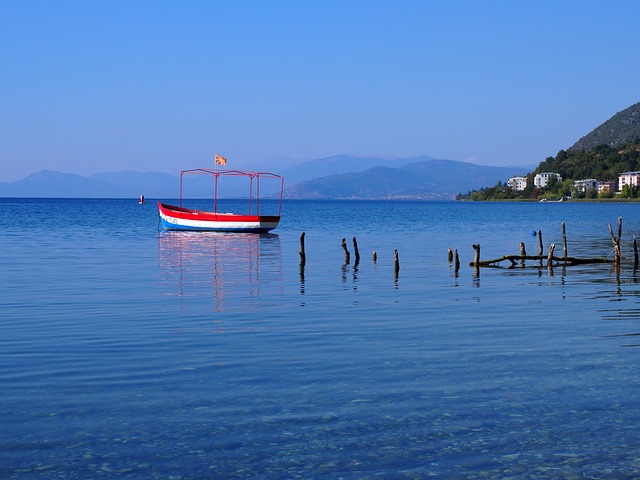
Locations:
178;168;284;217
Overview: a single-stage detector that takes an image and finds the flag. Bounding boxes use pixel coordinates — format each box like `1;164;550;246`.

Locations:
215;154;227;165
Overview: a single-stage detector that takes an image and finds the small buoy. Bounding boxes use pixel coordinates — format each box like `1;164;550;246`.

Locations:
530;230;537;237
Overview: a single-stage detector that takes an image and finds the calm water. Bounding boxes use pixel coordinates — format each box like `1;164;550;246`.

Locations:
2;198;640;479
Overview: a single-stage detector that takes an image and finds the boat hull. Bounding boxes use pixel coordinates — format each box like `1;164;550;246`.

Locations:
158;202;279;233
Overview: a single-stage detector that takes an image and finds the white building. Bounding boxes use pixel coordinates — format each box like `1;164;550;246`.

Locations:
534;172;562;188
573;179;598;193
507;176;527;191
618;171;640;191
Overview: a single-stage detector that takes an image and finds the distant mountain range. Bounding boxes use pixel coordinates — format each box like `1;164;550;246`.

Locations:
0;170;180;199
0;157;529;200
6;101;638;200
282;159;528;200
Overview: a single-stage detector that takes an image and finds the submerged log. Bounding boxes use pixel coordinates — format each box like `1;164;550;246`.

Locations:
469;254;612;267
468;218;627;271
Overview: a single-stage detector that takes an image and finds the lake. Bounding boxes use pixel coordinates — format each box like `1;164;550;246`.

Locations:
2;198;640;479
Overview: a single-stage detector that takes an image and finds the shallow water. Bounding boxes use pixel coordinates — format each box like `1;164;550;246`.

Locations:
2;198;640;478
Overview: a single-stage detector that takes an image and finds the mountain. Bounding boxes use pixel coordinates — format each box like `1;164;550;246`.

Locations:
280;154;424;186
0;170;187;198
0;170;122;198
570;102;640;152
283;159;529;200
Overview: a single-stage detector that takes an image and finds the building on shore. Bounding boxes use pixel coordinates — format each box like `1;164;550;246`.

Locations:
618;171;640;191
534;172;562;188
507;176;527;191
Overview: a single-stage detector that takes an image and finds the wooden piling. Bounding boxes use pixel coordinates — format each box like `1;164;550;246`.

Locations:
547;243;555;266
448;247;453;262
394;249;400;276
299;232;306;266
372;251;377;263
634;234;638;269
472;244;480;267
538;230;543;256
562;222;568;260
472;244;481;277
454;249;460;272
608;219;622;263
352;237;360;264
341;238;350;264
618;217;623;243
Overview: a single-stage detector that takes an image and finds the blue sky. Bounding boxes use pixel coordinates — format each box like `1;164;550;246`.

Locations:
1;1;638;182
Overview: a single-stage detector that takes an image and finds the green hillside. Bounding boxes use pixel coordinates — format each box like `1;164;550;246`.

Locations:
570;102;640;152
459;102;640;200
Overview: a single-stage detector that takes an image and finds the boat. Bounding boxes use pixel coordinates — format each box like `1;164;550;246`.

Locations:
158;168;284;233
139;195;145;204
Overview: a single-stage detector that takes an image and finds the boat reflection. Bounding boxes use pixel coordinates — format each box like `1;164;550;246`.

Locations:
159;231;282;312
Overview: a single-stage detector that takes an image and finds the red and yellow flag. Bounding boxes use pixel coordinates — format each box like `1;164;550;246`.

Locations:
215;154;227;166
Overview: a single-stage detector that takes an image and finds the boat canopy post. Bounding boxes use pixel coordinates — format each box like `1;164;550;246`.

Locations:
279;176;284;216
179;171;184;208
214;172;219;213
248;175;254;215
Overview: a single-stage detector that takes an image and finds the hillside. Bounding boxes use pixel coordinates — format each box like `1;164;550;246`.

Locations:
536;141;640;182
570;102;640;152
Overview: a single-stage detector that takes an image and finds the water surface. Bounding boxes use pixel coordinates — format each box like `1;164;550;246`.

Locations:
2;199;640;479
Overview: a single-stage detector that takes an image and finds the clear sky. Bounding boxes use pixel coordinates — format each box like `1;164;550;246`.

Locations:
1;0;639;182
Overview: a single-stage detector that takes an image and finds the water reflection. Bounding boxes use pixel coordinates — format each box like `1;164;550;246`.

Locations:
158;231;282;311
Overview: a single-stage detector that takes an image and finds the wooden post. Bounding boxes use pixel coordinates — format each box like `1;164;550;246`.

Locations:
299;232;306;266
448;247;453;262
394;249;400;277
634;234;638;269
352;237;360;265
547;243;555;266
372;251;377;263
472;244;480;266
454;249;460;272
472;244;481;277
618;217;623;243
609;222;621;263
538;230;543;256
341;238;350;264
519;242;526;267
562;222;568;260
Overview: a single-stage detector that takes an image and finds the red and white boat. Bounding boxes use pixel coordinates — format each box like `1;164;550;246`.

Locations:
158;168;284;233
